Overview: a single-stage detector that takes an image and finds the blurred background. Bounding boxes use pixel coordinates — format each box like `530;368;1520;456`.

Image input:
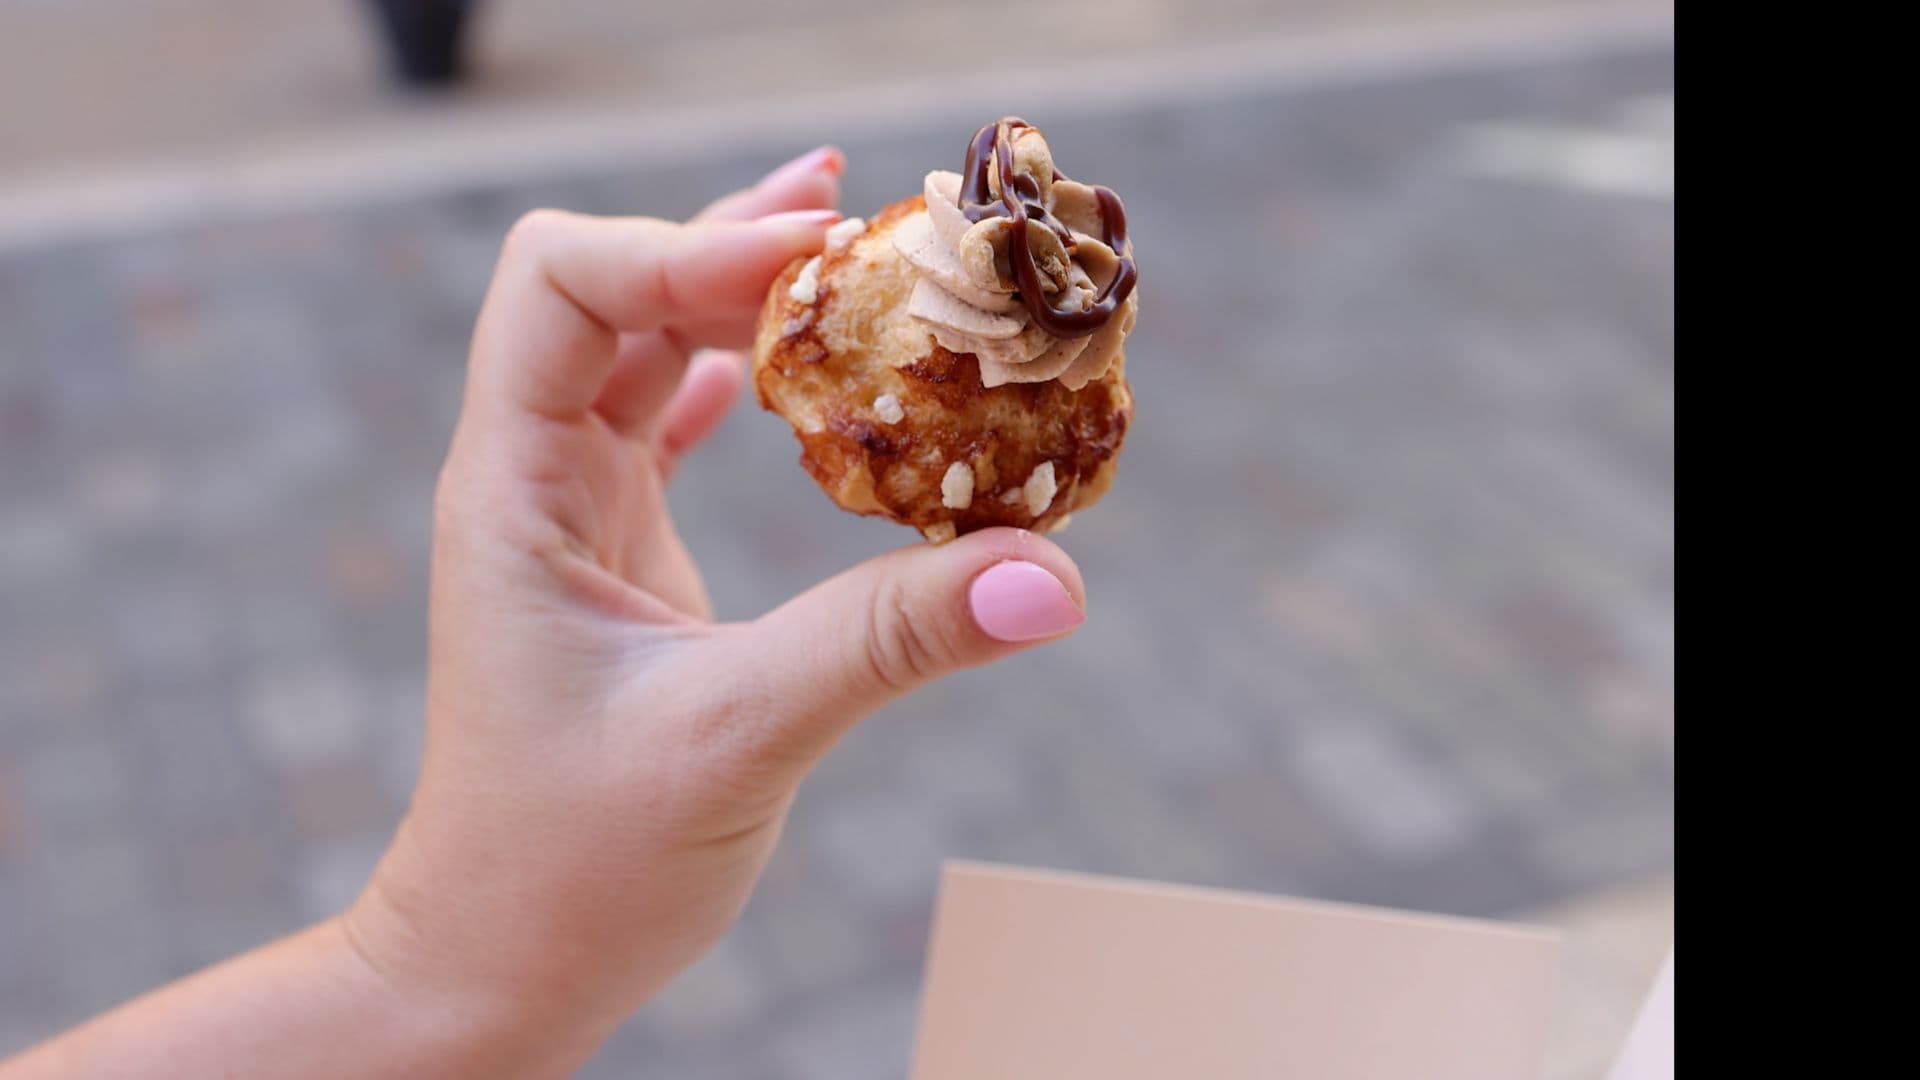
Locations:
0;1;1674;1077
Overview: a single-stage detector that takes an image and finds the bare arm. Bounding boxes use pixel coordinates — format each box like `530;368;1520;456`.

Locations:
2;144;1085;1078
4;917;588;1079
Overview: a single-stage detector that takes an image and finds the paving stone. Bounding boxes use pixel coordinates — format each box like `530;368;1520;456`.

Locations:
18;737;130;837
767;978;921;1080
280;754;397;844
644;931;774;1046
1530;800;1674;893
238;659;368;771
115;694;275;836
1285;725;1482;861
814;793;951;914
292;836;387;923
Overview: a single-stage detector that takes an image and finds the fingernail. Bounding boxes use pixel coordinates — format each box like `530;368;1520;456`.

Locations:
969;561;1085;643
757;208;842;228
763;146;845;186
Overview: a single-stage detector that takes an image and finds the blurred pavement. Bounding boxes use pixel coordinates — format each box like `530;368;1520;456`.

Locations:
0;5;1673;1077
2;0;1660;177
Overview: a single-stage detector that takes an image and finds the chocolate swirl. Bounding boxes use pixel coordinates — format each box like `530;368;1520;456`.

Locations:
957;118;1138;338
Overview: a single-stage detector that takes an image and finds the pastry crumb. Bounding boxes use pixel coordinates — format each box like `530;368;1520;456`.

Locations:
923;521;958;544
1023;461;1057;517
1047;513;1072;533
941;461;975;510
872;393;905;424
788;256;824;303
825;217;867;254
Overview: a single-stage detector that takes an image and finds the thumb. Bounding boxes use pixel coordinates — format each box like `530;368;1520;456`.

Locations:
717;528;1087;767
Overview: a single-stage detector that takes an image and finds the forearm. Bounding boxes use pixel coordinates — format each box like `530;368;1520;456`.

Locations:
1;917;592;1080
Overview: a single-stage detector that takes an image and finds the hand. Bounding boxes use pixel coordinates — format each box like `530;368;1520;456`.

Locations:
343;147;1090;1071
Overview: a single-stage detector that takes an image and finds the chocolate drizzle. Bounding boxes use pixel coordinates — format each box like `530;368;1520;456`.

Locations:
956;118;1137;338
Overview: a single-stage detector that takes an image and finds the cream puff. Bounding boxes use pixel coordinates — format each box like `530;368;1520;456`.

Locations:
754;118;1138;542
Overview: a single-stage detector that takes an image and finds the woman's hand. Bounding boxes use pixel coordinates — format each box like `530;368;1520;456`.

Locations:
343;147;1090;1070
2;147;1088;1080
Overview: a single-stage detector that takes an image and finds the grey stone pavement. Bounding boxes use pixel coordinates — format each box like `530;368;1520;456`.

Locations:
0;41;1674;1080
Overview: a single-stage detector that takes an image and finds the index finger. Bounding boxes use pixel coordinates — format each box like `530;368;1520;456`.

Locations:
694;146;844;224
469;208;838;422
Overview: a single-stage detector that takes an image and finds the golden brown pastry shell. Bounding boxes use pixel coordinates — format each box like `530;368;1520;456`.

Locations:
752;196;1133;540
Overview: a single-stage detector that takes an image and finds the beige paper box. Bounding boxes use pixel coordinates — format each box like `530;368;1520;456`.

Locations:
1605;953;1673;1080
911;862;1563;1080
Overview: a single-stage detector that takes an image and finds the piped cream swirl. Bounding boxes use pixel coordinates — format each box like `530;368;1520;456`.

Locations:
890;128;1137;390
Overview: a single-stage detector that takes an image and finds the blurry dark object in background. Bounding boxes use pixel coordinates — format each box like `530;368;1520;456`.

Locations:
366;0;479;87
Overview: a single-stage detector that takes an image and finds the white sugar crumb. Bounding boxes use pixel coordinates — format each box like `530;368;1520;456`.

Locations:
1000;488;1024;506
941;461;975;510
1023;461;1058;517
872;393;905;424
788;256;824;303
780;310;815;337
825;217;867;254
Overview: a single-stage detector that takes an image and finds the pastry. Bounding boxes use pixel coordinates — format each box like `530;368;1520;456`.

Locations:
753;118;1138;542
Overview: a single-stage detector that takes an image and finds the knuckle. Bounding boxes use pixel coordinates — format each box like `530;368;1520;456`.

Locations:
863;573;950;694
501;207;570;261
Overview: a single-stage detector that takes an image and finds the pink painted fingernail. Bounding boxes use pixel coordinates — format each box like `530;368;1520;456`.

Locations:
757;208;842;227
969;561;1085;643
763;146;845;186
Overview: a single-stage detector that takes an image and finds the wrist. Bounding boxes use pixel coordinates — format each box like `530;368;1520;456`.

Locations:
339;842;615;1077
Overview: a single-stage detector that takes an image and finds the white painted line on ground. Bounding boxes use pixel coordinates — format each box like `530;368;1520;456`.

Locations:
0;3;1674;254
